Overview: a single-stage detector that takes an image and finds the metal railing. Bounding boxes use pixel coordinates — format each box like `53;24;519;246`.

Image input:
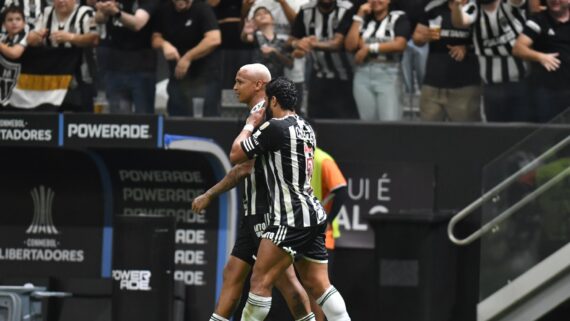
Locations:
448;135;570;246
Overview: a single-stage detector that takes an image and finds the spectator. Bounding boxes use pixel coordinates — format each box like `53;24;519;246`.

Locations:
513;0;570;122
241;7;293;78
0;6;27;108
244;0;308;113
26;0;99;112
1;0;45;31
451;0;531;122
413;0;481;121
393;0;430;95
95;0;159;114
152;0;222;117
345;0;411;121
290;0;358;119
0;5;27;61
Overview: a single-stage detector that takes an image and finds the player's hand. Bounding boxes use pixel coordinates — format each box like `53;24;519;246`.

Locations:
539;53;560;72
162;42;180;61
192;193;211;213
175;58;191;79
448;45;466;61
354;45;368;64
246;105;266;127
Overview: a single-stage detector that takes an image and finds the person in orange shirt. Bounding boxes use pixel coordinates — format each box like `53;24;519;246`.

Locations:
310;146;348;321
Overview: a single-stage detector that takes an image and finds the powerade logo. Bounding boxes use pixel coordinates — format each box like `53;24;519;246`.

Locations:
112;270;152;291
67;123;151;139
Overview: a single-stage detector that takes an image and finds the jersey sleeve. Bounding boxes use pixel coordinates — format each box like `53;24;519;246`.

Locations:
79;7;98;35
241;120;284;159
198;3;220;33
291;9;307;38
522;14;543;41
334;7;355;35
463;1;478;25
394;13;412;39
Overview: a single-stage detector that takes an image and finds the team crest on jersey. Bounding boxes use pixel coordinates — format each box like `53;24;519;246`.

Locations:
0;56;20;105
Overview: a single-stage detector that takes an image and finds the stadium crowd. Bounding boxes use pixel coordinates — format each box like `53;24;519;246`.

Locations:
0;0;567;123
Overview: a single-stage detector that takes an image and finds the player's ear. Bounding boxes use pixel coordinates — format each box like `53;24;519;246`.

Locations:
271;96;278;108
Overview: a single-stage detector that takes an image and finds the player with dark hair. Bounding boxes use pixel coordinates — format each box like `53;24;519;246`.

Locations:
230;76;351;321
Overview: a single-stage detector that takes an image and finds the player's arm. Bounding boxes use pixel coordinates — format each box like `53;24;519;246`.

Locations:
311;32;344;52
192;160;254;213
326;186;348;223
229;108;267;164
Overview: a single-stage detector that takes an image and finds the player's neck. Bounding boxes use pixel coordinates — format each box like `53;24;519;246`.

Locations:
248;95;265;109
273;108;295;119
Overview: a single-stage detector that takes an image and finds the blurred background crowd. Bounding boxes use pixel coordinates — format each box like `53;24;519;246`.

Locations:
0;0;567;123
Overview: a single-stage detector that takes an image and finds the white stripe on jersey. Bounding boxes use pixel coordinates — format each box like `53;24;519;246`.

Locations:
492;56;501;83
274;150;295;226
267;153;282;225
289;126;311;227
250;169;257;215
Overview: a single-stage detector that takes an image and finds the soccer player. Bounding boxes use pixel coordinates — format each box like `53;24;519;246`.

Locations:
192;64;315;321
230;77;351;321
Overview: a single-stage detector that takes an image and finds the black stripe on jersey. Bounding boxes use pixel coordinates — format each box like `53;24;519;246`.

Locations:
482;11;500;56
484;56;493;84
498;4;526;80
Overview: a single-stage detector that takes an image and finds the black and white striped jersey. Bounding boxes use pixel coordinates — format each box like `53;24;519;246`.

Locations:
291;0;354;81
241;114;327;228
359;10;411;63
37;4;97;48
465;0;528;84
242;157;271;217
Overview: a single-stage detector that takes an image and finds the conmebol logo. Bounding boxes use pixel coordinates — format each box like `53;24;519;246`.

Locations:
26;185;59;235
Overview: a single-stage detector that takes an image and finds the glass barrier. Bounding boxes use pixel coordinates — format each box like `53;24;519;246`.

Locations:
479;109;570;300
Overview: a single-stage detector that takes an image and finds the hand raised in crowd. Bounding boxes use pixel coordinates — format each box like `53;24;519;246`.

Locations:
243;19;257;35
175;58;191;79
357;3;371;17
538;52;560;72
192;193;211;214
50;31;75;45
162;41;181;61
448;45;466;62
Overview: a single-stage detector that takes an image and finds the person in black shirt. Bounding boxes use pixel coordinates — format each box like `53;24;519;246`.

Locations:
95;0;159;114
514;0;570;122
413;0;481;121
152;0;222;117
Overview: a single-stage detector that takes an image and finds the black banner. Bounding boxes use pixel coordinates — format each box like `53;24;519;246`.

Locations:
112;216;175;321
335;162;435;249
63;114;160;148
0;113;58;146
97;148;221;321
0;147;106;277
